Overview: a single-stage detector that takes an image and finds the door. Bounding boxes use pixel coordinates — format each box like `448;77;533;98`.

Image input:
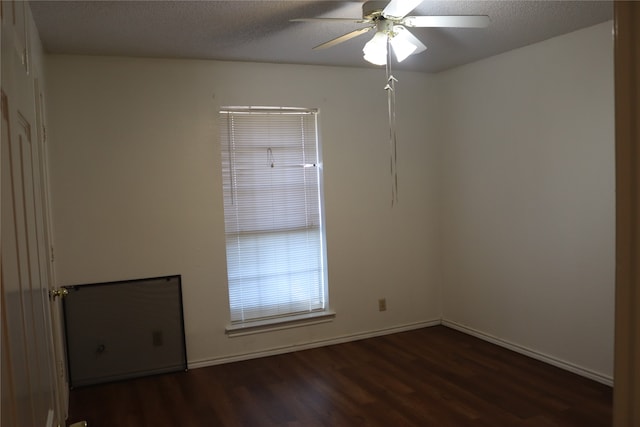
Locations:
1;1;61;426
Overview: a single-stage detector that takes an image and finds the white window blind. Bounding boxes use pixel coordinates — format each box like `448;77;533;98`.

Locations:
219;107;327;324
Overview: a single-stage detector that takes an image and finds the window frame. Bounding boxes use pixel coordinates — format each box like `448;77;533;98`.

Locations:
219;106;332;335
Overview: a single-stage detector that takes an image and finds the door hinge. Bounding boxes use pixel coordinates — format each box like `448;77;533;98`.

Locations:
49;288;68;300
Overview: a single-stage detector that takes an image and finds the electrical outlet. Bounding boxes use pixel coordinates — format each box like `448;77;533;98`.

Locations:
378;298;387;312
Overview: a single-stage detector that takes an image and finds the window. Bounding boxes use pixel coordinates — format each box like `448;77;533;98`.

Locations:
219;107;328;327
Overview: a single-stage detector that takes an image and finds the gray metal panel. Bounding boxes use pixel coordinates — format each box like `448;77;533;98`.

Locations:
63;275;187;388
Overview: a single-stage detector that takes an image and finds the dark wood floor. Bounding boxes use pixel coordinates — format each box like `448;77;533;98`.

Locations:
67;326;612;427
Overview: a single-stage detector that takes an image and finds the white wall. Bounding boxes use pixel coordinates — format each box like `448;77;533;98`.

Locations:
44;56;443;365
44;21;615;382
439;22;615;381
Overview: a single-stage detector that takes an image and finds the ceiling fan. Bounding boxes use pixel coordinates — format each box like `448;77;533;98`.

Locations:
292;0;490;65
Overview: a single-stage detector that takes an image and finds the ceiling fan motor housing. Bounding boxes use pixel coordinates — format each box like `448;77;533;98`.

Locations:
363;1;390;20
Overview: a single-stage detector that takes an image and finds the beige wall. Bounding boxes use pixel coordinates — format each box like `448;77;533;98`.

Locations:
44;21;615;381
44;56;443;365
440;21;615;382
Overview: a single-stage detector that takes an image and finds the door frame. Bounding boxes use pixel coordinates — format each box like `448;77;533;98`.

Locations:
613;2;640;426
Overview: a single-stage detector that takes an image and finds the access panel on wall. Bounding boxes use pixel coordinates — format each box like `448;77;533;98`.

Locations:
62;275;188;387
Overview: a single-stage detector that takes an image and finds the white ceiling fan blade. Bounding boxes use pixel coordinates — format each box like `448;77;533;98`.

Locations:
313;26;374;50
383;0;424;19
291;18;368;24
402;15;490;28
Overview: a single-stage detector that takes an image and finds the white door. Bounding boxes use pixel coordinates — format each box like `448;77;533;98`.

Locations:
1;1;61;426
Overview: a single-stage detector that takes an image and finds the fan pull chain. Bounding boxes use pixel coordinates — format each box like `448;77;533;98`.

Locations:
384;38;399;206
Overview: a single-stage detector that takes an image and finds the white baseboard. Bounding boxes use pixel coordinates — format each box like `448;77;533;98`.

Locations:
188;318;441;370
441;319;613;386
189;318;613;387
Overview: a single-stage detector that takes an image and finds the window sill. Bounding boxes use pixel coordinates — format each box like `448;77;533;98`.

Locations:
225;310;336;337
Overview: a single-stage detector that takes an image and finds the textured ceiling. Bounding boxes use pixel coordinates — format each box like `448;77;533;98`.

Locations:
30;0;613;73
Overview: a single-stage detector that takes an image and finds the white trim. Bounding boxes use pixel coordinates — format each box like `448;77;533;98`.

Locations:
45;409;54;427
441;319;614;386
189;319;441;369
225;310;336;337
192;318;614;387
220;106;317;114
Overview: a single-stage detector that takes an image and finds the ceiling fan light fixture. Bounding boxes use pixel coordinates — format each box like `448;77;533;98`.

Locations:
389;27;417;62
391;25;427;62
363;31;388;65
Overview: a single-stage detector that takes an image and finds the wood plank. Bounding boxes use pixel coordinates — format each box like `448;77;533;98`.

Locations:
67;326;612;427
